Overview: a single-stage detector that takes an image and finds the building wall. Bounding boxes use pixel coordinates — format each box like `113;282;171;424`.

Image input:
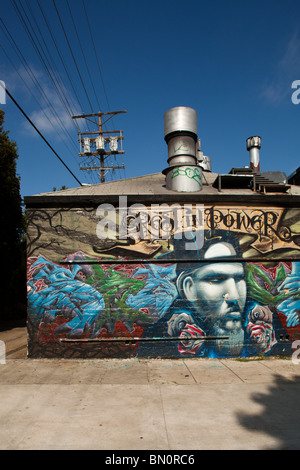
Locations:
26;202;300;359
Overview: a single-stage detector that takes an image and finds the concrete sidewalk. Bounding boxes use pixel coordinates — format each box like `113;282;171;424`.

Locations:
0;326;300;450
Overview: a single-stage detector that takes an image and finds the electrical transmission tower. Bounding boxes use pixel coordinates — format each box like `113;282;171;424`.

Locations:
72;110;127;183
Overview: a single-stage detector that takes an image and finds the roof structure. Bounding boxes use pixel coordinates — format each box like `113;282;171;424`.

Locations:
24;169;300;207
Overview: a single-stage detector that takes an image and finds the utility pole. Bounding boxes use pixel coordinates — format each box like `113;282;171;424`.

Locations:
72;110;127;183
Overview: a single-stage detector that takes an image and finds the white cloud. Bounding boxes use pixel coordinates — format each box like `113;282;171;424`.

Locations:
10;64;82;137
261;30;300;106
278;30;300;73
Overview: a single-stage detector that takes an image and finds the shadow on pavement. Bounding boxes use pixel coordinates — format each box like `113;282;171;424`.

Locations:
236;373;300;450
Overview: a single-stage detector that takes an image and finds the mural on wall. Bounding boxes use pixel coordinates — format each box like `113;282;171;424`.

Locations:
26;204;300;358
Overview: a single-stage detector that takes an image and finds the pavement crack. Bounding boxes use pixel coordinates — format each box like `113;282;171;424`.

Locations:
159;387;171;450
183;360;197;383
220;360;245;382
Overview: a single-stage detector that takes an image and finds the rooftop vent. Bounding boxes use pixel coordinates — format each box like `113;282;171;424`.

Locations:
196;139;212;172
162;106;202;192
246;136;261;172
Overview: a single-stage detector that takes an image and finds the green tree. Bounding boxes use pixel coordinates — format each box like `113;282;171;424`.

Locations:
0;110;27;321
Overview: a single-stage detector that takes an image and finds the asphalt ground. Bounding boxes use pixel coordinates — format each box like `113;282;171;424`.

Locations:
1;322;300;451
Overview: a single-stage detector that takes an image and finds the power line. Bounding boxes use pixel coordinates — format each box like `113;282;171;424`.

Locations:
1;1;93;185
23;0;81;131
11;0;77;131
66;0;102;113
0;3;91;185
0;82;83;187
82;0;110;113
1;0;126;184
36;0;87;126
0;39;79;161
81;0;126;181
0;11;79;157
0;19;85;188
52;0;94;115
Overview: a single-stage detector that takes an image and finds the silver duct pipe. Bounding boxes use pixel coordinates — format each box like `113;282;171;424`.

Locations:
246;136;261;172
162;107;202;192
196;139;211;171
199;155;212;172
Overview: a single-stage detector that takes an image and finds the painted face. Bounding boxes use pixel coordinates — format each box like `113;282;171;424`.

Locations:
181;242;247;354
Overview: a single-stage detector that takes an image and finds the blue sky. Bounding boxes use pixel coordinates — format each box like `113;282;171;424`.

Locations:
0;0;300;198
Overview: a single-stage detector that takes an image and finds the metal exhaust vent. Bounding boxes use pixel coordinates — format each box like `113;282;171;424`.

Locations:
196;139;212;172
246;136;261;172
162;107;202;192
